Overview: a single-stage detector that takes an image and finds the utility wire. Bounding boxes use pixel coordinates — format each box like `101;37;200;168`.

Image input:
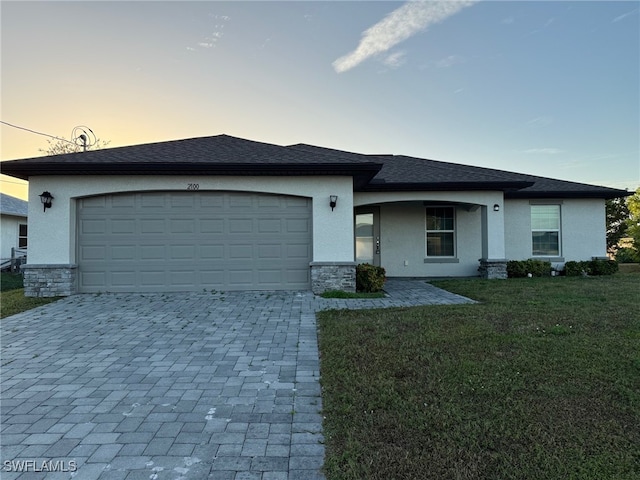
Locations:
0;120;76;145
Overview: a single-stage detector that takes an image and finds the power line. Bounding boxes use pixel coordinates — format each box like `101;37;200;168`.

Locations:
0;120;76;145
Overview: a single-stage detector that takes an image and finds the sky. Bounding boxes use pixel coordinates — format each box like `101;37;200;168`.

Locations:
1;0;638;200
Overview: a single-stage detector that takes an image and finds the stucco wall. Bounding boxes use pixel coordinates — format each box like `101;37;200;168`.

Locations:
377;203;483;277
504;198;607;263
355;191;506;277
1;215;26;261
27;175;354;265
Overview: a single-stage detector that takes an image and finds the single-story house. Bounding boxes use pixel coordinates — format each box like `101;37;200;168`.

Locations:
1;134;628;297
0;193;28;270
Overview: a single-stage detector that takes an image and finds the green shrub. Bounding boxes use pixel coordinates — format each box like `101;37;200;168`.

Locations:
589;259;618;275
356;263;386;293
564;261;589;276
507;259;552;278
506;261;527;278
615;247;640;264
564;259;619;276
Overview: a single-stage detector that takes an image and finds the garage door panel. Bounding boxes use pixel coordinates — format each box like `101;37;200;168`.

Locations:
287;244;311;259
111;245;136;260
200;245;224;260
286;218;310;233
141;219;166;234
228;218;254;234
81;219;107;235
140;245;166;260
170;245;196;260
229;244;253;260
258;219;281;233
201;219;224;233
111;271;136;286
170;219;196;234
78;191;312;292
111;219;136;234
140;270;165;286
228;195;254;208
80;271;106;287
258;244;281;259
80;245;107;261
141;194;166;208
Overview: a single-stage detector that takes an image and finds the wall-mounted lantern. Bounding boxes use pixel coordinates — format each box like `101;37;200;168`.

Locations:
329;195;338;211
493;204;500;212
39;191;54;212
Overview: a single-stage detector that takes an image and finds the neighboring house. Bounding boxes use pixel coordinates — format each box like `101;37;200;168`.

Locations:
0;193;28;271
1;134;629;297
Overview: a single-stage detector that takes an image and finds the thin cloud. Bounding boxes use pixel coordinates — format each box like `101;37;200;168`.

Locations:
612;8;638;23
522;148;564;155
436;54;465;68
526;116;554;128
383;51;407;69
332;0;478;73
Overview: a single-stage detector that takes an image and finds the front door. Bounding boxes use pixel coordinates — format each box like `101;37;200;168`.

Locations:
355;207;380;266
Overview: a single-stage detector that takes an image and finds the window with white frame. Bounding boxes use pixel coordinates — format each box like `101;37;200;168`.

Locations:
426;207;455;257
531;205;560;256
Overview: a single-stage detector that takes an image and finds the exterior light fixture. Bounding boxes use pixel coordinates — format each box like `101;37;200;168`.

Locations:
39;191;54;212
493;204;500;212
329;195;338;211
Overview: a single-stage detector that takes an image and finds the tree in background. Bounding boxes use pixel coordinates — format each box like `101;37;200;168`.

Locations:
39;137;110;155
606;196;630;252
626;188;640;257
610;187;640;263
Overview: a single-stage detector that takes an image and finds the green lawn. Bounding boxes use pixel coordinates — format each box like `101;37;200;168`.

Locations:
318;273;640;480
0;272;60;318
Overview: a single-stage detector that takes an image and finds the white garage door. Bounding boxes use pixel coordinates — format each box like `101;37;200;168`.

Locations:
77;191;312;292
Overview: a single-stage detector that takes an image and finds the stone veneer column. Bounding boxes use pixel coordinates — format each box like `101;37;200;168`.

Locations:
309;262;356;294
21;264;78;297
478;258;508;279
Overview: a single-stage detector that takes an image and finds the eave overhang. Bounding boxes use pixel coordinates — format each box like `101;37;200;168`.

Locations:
0;161;383;189
357;180;535;193
505;189;632;200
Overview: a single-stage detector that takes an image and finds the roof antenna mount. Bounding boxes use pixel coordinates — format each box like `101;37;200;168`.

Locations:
71;126;97;152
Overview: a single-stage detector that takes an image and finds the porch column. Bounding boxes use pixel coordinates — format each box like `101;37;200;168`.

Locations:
479;204;507;279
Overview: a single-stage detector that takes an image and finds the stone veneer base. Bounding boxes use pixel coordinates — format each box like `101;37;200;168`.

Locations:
478;258;508;279
310;262;356;294
21;264;78;297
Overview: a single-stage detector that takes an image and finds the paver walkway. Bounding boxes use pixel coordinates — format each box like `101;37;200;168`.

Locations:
0;279;473;479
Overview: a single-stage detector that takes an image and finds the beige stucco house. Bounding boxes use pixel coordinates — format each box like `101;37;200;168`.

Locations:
1;135;628;297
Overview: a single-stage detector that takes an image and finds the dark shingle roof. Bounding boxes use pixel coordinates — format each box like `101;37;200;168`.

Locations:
0;134;629;199
0;193;28;217
288;144;628;199
0;135;381;188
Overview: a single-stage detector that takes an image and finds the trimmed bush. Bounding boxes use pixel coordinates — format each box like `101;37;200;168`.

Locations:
356;263;386;293
564;259;619;276
507;259;552;278
590;259;618;276
564;261;589;277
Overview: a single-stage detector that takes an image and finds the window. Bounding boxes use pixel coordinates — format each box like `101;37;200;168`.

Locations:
531;205;560;256
18;224;27;248
426;207;455;257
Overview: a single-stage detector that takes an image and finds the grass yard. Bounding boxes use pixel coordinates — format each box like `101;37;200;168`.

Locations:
0;272;60;319
318;273;640;480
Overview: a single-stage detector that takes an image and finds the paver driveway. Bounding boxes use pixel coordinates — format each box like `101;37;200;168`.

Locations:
1;280;473;479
